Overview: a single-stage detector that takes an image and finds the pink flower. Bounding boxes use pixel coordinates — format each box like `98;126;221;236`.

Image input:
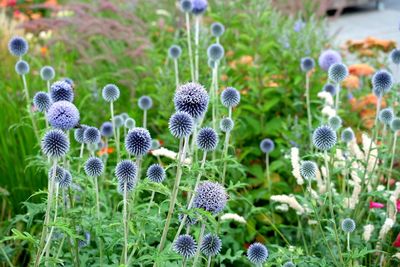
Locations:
369;201;384;209
397;200;400;212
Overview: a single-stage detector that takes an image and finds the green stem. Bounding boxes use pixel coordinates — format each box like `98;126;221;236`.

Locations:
305;72;312;150
110;101;120;161
143;110;147;129
220;130;231;187
387;133;398;190
174;59;180;89
266;153;271;196
194;15;200;82
122;181;128;265
185;12;194;82
347;232;350;252
147;190;156;213
335;83;340;111
22;74;40;143
43;183;60;265
192;222;206;267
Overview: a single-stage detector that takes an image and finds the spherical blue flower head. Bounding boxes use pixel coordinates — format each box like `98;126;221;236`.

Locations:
211;22;225;37
191;0;208;15
125;127;152;156
390;48;400;65
8;36;28;57
84;157;104;177
300;161;317;180
59;170;72;188
200;234;222;257
328;116;342;131
50;81;74;102
180;0;192;12
47;101;80;130
391;118;400;132
372;70;393;97
341;218;356;233
151;139;161;150
114;115;124;128
178;212;198;225
173;234;197;258
48;165;65;182
174;82;209;119
63;78;74;88
33;92;51;112
102;84;120;102
197;127;218;151
220;117;234;133
138;95;153;110
146;164;166;183
124;118;136;129
260;138;275;154
168;45;182;59
328;63;348;83
41;129;70;158
247;242;269;265
115;160;137;183
207;43;224;61
221;87;240;108
120;113;129;122
193;181;227;214
169;111;194;138
83;127;101;144
300;57;315;72
117;179;135;194
378;108;394;125
78;231;91;248
283;261;296;267
15;60;30;75
74;124;88;144
341;127;355;143
318;49;342;71
208;58;216;69
40;66;55;81
100;122;113;138
312;125;337;151
323;83;337;96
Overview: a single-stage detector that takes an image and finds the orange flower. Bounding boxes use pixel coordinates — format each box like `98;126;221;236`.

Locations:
343;75;359;89
349;64;375;76
226;50;234;57
220;74;228;82
359;49;374;57
98;147;114;156
40;46;48;57
239;55;254;66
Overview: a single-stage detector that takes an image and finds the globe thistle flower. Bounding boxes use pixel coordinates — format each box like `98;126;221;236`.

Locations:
115;160;137;183
120;113;129;122
211;22;225;37
59;170;72;188
318;49;342;71
63;78;74;87
247;242;269;265
138;96;153;110
300;161;317;180
312;125;337;151
390;48;400;65
180;0;192;12
168;45;182;59
146;164;166;183
191;0;208;15
84;157;104;177
74;125;88;144
100;122;113;138
33;92;51;112
41;129;70;158
50;81;74;102
40;66;55;81
328;116;342;131
323;83;337;96
169;111;194;138
8;36;28;57
391;118;400;132
283;261;296;267
174;82;209;119
378;108;394;125
207;43;224;61
200;234;222;257
372;70;393;97
197;127;218;151
300;57;315;72
221;87;240;108
341;127;355;143
328;63;348;83
83;127;101;144
124;118;135;129
102;84;120;102
260;138;275;154
48;165;65;182
173;234;197;258
118;179;135;194
341;218;356;233
125;127;152;156
193;181;227;214
114;115;124;128
178;213;198;225
15;60;29;75
47;101;80;130
78;231;91;248
220;117;234;133
151;139;161;150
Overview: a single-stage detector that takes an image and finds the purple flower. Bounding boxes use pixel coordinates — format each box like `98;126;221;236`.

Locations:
47;101;80;130
318;50;342;71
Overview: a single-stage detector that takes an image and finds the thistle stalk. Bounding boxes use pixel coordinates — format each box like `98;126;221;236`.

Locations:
305;72;313;149
22;74;40;143
174;59;180;89
122;181;128;265
185;12;194;82
387;132;398;190
143;110;148;129
194;16;200;82
192;222;206;267
335;83;341;111
43;183;60;265
110;101;120;161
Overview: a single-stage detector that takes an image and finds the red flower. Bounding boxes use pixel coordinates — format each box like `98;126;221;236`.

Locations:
369;201;384;209
393;232;400;247
397;200;400;212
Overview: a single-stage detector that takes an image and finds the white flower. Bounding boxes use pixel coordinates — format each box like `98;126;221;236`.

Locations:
363;224;374;241
150;147;191;165
290;147;304;185
271;194;307;214
220;213;246;224
318;91;334;106
321;106;337;117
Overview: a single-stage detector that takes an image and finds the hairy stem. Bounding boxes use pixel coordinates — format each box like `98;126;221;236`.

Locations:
147;190;156;213
194;15;200;82
305;72;313;149
42;183;60;264
110;101;120;161
143;110;147;129
185;12;194;82
192;222;206;267
22;74;40;143
174;59;180;89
